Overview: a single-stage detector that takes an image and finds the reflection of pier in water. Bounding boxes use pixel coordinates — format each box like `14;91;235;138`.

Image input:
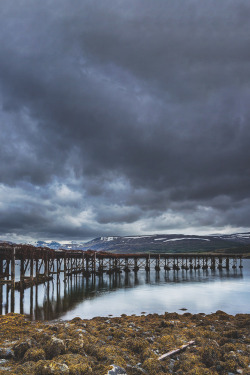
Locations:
0;244;244;319
0;266;243;320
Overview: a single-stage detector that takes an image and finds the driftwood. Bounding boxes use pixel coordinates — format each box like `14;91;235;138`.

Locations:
158;340;195;361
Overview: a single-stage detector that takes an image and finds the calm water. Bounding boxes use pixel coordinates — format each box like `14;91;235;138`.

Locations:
1;259;249;320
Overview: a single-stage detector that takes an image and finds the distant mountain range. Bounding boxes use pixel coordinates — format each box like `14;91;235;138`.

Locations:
2;233;250;254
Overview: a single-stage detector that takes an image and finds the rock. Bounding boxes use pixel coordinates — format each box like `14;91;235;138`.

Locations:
126;364;148;374
23;348;46;362
70;317;82;323
107;365;128;374
52;354;92;374
169;358;175;370
33;331;51;346
66;338;85;354
13;340;33;359
35;360;70;374
44;337;66;359
75;329;87;334
0;348;14;359
14;361;37;374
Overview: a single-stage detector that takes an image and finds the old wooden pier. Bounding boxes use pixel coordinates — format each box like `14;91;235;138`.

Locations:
0;244;243;290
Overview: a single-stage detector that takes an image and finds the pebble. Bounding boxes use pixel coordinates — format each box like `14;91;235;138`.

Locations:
107;364;127;375
75;329;87;333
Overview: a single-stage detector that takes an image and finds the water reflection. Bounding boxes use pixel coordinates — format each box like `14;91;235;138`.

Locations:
1;262;248;321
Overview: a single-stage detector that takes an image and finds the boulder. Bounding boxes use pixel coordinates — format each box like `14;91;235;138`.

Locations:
45;337;66;359
13;340;33;359
23;348;46;362
35;360;69;374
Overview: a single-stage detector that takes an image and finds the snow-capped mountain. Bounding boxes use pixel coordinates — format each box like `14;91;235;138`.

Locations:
82;233;250;253
2;232;250;253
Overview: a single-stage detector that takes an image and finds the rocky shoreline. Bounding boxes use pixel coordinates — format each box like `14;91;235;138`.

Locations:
0;311;249;374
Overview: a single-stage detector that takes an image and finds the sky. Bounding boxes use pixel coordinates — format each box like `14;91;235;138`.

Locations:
1;0;250;243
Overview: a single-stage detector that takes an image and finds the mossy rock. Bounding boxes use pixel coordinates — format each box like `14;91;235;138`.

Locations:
201;341;221;367
125;338;147;354
33;331;51;346
13;339;33;359
15;361;37;374
23;347;46;362
142;357;163;375
35;360;70;374
44;337;66;359
66;339;85;354
52;354;92;375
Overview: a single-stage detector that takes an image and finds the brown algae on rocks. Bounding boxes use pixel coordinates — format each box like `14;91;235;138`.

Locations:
0;311;249;374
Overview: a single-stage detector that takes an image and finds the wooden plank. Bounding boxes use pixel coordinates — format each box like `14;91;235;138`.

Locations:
158;340;195;361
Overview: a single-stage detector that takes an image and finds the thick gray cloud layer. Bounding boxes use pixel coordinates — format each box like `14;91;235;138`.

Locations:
1;0;250;241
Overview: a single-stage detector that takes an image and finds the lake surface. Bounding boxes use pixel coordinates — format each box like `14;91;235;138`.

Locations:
1;259;249;320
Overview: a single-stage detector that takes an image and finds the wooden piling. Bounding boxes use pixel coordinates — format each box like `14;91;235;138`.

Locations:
11;248;15;288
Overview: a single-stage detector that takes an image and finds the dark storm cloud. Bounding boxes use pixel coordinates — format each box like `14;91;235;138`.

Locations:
1;0;250;240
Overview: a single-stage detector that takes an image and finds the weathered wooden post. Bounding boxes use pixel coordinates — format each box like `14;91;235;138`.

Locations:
44;253;48;277
176;256;180;270
146;254;150;271
82;252;85;274
30;252;34;283
218;257;223;270
124;257;128;272
86;255;89;276
189;257;193;270
36;256;39;278
20;257;24;289
211;256;215;270
155;254;160;271
0;258;3;281
70;256;73;278
64;254;67;280
10;285;15;313
239;257;243;268
11;247;15;288
226;257;230;270
0;284;2;315
164;256;171;271
133;257;139;272
93;252;96;274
